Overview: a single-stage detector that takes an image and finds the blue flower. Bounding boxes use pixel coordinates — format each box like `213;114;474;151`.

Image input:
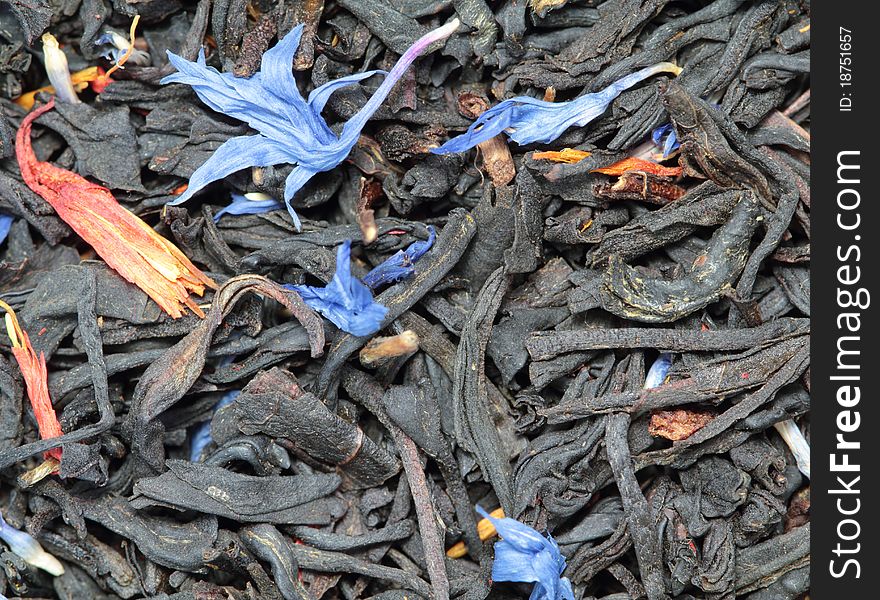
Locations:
95;32;125;62
477;505;574;600
0;510;65;576
651;123;679;158
644;352;673;389
162;19;460;231
0;212;13;245
363;226;435;290
286;240;388;336
213;192;283;222
432;63;682;154
95;31;151;66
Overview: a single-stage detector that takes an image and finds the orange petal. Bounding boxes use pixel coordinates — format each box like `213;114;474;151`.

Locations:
90;68;114;94
533;148;592;164
14;67;101;110
446;508;505;558
104;15;141;78
1;301;63;462
591;157;683;177
16;99;216;319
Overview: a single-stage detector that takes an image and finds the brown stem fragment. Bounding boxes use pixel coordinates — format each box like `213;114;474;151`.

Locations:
291;0;326;70
394;432;450;600
458;92;515;186
593;171;686;204
234;12;278;78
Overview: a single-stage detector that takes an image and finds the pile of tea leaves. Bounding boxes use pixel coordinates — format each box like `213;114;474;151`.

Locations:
1;1;810;599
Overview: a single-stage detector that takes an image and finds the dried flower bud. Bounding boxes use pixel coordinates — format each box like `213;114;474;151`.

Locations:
359;331;420;368
41;34;80;104
0;512;65;576
773;419;810;479
357;178;381;245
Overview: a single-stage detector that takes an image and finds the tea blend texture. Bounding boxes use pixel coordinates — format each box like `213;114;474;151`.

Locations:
0;0;809;599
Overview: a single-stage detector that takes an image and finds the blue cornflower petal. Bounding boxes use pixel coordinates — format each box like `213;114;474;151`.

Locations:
644;353;673;389
0;511;65;575
476;505;574;600
95;31;150;66
492;540;539;581
363;226;436;290
213;193;283;222
308;69;386;115
187;423;213;462
164;44;326;146
651;123;680;158
169;135;296;207
281;166;320;230
433;62;682;154
95;32;124;62
255;24;309;109
0;212;13;244
433;102;518;154
651;123;669;146
161;20;459;232
94;32;115;46
286;241;388;336
662;131;678;157
98;46;124;62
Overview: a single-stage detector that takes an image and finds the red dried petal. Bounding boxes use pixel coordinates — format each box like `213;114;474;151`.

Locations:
2;302;62;462
16;99;216;319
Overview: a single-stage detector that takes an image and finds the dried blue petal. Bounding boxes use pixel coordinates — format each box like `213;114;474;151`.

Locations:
162;19;459;231
189;390;240;461
286;241;388;336
652;102;723;158
0;511;64;575
651;123;679;158
213;193;283;222
644;353;673;389
94;32;123;61
0;213;13;245
363;226;436;290
433;63;681;154
95;31;150;65
476;506;574;600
